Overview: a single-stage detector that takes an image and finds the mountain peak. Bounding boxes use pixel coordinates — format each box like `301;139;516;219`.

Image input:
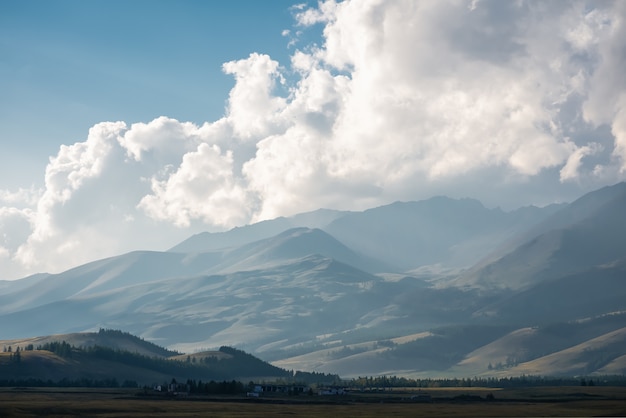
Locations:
220;227;388;273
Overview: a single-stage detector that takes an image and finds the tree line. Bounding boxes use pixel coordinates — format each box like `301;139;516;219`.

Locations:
184;379;245;394
349;375;626;389
0;377;136;388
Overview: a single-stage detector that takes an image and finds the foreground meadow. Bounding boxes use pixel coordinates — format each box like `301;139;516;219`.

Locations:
0;386;625;417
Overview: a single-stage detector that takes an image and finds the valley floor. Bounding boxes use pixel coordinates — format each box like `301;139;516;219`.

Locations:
0;386;625;417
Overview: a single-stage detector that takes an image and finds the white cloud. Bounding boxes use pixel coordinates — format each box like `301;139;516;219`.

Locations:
560;143;602;182
13;122;127;271
579;1;626;172
0;188;40;208
295;0;338;26
0;207;33;253
2;0;626;279
138;143;252;227
612;98;626;172
118;116;200;162
222;53;287;141
5;119;209;277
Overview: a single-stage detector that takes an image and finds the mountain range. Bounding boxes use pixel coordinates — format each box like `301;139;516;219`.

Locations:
1;182;625;378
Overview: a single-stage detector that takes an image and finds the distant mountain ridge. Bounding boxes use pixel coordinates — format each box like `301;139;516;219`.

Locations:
210;227;391;273
324;197;563;270
169;208;348;253
454;182;626;290
170;196;562;272
0;182;625;378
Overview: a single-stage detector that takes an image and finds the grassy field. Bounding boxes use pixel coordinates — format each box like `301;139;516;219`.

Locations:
0;386;625;417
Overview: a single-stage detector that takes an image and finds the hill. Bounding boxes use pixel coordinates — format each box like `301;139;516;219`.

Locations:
0;330;329;385
497;326;626;377
451;312;626;377
0;329;177;358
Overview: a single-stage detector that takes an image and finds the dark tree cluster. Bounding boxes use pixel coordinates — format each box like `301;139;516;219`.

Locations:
185;379;245;395
37;341;74;358
0;377;130;388
215;346;291;378
82;345;227;380
97;328;180;357
350;375;626;389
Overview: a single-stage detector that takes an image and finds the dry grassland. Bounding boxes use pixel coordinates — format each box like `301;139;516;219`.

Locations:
0;386;625;417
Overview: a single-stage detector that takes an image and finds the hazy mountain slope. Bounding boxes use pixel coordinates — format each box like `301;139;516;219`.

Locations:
530;182;626;237
207;227;390;274
474;262;626;323
0;256;401;353
324;197;558;271
456;181;626;290
273;332;434;377
596;354;626;375
276;346;393;378
499;327;626;377
170;196;559;272
453;313;626;376
453;327;540;376
274;325;513;377
463;182;626;273
169;209;347;253
0;273;49;292
0;251;223;314
274;314;626;378
170;217;293;253
0;228;383;317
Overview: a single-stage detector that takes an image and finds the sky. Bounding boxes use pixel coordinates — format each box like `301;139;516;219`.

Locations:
1;0;625;280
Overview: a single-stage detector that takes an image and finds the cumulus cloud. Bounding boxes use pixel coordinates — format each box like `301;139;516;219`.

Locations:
560;143;602;182
222;53;287;141
0;188;40;208
2;119;210;278
118;117;201;163
2;0;626;279
138;143;252;227
613;103;626;172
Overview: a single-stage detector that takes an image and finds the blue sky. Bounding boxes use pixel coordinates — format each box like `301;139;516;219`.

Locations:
0;0;306;188
1;0;626;280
